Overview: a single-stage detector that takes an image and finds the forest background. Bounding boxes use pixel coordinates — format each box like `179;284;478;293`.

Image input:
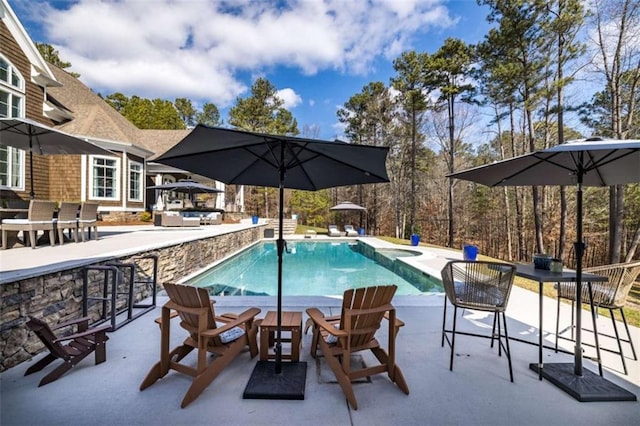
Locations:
40;0;640;267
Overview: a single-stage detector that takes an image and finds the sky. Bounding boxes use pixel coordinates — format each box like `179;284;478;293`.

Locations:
10;0;495;140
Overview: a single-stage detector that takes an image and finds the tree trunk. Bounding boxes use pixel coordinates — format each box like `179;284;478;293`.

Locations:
625;224;640;262
447;94;455;247
609;185;625;263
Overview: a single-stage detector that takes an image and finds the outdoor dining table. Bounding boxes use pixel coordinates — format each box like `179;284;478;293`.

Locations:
513;263;608;380
0;208;28;219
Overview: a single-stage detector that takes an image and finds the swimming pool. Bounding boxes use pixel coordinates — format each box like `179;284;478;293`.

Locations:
186;240;443;296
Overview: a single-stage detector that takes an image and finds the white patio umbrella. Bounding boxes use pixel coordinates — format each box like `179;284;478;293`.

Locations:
0;117;113;198
448;137;639;401
330;201;368;231
329;201;367;211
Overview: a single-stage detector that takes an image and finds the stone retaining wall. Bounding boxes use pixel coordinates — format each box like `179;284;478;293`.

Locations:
0;227;262;371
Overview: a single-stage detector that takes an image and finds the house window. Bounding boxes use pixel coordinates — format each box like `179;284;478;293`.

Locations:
0;145;24;188
128;161;143;201
0;56;25;190
90;156;120;199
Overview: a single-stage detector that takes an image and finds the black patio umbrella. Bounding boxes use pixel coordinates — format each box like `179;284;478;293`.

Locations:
148;179;224;206
0;117;113;198
448;137;640;401
155;125;390;399
148;179;224;194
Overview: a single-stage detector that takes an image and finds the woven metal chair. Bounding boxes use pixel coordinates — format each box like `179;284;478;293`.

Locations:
441;260;517;382
555;261;640;375
77;202;99;242
1;200;56;249
55;202;79;244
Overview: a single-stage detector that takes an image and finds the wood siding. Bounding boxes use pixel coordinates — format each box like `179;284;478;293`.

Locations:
1;20;52;201
2;20;146;216
48;155;81;202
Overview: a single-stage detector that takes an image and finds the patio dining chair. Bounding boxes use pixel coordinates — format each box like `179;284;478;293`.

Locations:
306;284;409;410
55;202;79;244
1;200;56;249
555;261;640;375
441;260;517;382
77;202;99;242
140;283;261;408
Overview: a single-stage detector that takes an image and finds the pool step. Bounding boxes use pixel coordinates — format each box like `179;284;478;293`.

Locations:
264;218;297;236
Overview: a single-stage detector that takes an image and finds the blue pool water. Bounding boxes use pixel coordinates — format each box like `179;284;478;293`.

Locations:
187;240;443;296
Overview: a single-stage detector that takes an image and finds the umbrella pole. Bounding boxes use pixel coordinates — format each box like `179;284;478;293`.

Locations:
573;177;584;376
29;136;35;199
275;160;285;374
534;158;636;402
242;140;307;401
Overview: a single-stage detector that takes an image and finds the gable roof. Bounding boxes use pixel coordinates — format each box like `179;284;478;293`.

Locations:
0;0;59;88
46;64;192;159
138;129;191;160
47;65;141;143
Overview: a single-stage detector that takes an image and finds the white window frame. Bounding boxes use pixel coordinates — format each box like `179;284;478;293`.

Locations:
128;160;143;202
0;54;25;191
0;145;25;190
89;155;120;200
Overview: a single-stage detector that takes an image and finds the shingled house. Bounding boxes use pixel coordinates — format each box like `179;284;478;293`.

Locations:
1;0;227;220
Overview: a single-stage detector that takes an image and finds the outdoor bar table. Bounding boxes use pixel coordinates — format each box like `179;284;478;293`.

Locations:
513;263;608;380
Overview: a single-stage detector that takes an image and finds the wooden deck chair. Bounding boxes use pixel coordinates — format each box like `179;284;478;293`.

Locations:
140;283;261;408
77;202;99;241
55;202;79;244
306;285;409;410
24;316;109;386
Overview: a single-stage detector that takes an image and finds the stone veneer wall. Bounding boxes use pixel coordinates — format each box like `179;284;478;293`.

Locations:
0;227;262;371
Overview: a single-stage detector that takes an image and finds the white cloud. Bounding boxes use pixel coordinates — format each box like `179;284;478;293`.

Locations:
21;0;455;107
276;88;302;109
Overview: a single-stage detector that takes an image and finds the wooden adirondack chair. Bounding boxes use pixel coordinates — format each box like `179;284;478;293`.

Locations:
306;284;409;410
140;283;261;408
24;316;109;386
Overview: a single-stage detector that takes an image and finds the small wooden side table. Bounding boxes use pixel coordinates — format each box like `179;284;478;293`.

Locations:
259;310;302;362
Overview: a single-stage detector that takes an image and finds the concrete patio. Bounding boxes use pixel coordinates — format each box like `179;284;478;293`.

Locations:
1;224;639;425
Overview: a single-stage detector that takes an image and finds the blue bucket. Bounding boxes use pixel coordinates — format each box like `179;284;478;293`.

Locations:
410;234;420;246
463;244;478;261
251;215;259;224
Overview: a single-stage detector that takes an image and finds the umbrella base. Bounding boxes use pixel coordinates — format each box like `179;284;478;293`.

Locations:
243;361;307;400
529;363;636;402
